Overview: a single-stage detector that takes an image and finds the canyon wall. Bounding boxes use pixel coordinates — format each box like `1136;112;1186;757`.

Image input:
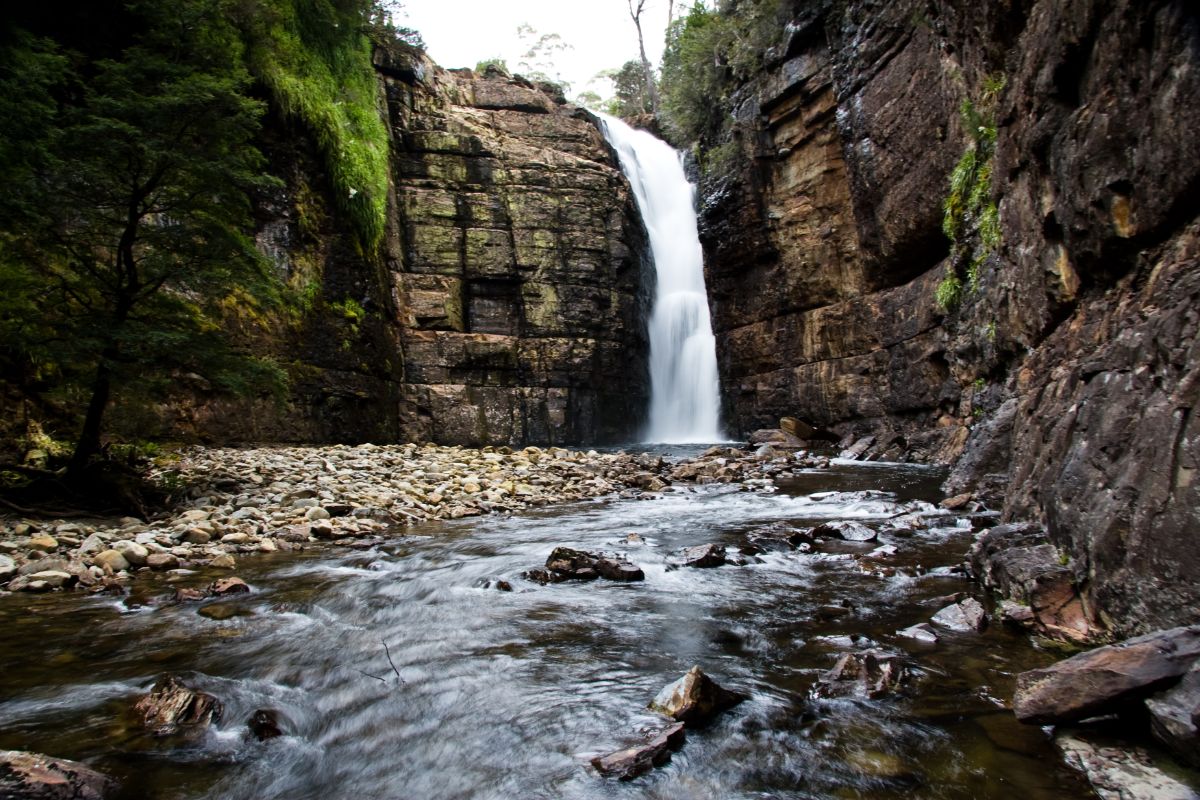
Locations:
703;0;1199;634
144;50;650;448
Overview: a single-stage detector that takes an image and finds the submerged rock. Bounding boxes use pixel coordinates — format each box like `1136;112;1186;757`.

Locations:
896;623;939;644
811;650;908;699
650;666;745;724
591;723;685;780
1014;625;1200;725
811;521;877;542
133;675;223;737
247;709;283;741
1056;729;1198;800
0;750;115;799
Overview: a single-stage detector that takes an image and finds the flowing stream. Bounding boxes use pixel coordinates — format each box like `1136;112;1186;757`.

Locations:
0;459;1093;799
598;115;723;443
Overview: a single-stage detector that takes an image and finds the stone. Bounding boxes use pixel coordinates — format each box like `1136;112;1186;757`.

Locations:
593;558;644;582
679;543;726;568
28;571;74;590
939;493;973;510
179;510;210;523
220;532;251;545
310;521;335;539
112;541;148;567
181;528;212;545
77;534;106;554
896;623;939;644
209;554;236;569
209;577;250;596
304;507;331;521
133;675;223;737
930;598;987;632
0;555;16;581
18;557;69;576
1014;626;1200;725
540;547;643;583
0;750;115;799
28;535;58;551
591;723;685;780
780;417;816;439
811;650;907;699
811;520;877;542
1145;664;1200;768
649;666;745;725
145;553;180;571
1056;729;1198;800
173;588;208;602
247;709;283;740
92;550;129;573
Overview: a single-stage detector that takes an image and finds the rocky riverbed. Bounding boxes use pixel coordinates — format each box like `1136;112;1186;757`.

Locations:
0;441;843;596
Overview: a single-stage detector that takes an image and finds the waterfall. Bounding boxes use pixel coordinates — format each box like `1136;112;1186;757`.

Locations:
598;113;723;443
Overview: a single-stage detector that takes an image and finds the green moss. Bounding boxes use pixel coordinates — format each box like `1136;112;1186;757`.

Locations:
936;271;963;311
242;0;389;254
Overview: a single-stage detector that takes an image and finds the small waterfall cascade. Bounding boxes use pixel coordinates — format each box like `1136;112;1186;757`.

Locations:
598;113;723;443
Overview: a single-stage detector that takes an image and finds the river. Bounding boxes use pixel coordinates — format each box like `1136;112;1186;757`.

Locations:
0;459;1092;799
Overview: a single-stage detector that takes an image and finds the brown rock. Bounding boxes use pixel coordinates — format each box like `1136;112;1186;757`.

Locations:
145;553;180;571
679;543;726;568
812;650;907;699
591;723;685;780
1145;664;1200;768
649;666;745;725
133;675;223;737
939;493;973;510
0;750;115;799
209;577;250;596
247;709;283;741
1014;626;1200;725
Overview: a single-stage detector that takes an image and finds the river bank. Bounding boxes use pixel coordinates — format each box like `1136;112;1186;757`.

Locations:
0;441;834;595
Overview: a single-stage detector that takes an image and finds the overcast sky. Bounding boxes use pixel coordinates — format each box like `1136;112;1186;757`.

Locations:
396;0;673;100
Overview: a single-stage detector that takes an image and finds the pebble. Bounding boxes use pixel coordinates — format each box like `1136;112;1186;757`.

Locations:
0;441;798;595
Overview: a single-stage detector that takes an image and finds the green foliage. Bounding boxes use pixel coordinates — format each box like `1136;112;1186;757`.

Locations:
938;74;1005;312
607;60;654;118
475;57;508;73
0;0;287;464
936;271;963;311
515;23;573;92
241;0;391;253
658;0;786;147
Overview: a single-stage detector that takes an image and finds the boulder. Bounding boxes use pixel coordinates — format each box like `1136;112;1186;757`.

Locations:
209;577;250;596
247;709;283;741
112;541;148;567
0;555;15;581
679;543;726;568
1145;663;1200;768
534;547;643;583
896;623;939;644
0;750;115;799
92;550;129;573
650;666;745;725
1056;729;1198;800
930;598;987;632
780;417;816;439
811;650;907;699
28;535;58;551
591;723;685;780
181;529;211;545
1014;625;1200;724
812;521;877;542
133;675;223;737
593;558;644;582
145;553;180;571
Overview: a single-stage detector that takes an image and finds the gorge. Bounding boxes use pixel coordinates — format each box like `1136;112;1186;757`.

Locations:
1;0;1199;797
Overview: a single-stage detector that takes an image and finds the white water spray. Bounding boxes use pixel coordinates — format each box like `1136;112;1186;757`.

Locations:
598;114;723;443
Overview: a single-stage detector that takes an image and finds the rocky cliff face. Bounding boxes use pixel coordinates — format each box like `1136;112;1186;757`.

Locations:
703;0;1199;635
145;51;650;448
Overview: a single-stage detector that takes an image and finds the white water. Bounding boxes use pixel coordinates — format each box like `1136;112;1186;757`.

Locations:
598;114;723;443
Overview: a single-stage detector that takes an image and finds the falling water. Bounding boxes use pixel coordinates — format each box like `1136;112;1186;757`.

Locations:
598;114;723;443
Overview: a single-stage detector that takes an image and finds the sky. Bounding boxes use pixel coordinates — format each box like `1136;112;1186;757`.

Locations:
394;0;674;101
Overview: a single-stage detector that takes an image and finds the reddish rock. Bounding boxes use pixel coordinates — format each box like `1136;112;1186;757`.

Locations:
145;553;180;571
650;666;745;725
133;675;223;737
1014;626;1200;725
591;723;685;780
812;650;907;699
209;577;250;596
0;750;115;799
679;543;726;568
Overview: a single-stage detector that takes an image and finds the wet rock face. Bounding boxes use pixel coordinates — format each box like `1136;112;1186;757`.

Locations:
649;666;745;725
702;0;1200;636
133;675;224;737
0;750;115;799
381;54;651;446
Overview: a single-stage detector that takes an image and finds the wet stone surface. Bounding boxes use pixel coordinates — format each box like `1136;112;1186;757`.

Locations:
0;458;1114;799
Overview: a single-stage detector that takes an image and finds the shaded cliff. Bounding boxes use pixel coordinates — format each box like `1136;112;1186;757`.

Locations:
140;50;651;448
698;0;1199;635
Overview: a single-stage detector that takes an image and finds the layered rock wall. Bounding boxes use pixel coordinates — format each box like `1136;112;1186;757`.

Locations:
704;0;1200;634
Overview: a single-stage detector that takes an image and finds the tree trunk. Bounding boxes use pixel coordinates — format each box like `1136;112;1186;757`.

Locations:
628;0;661;115
68;348;115;475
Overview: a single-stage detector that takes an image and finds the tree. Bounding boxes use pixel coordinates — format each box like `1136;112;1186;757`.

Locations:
515;23;573;92
626;0;661;115
0;0;284;474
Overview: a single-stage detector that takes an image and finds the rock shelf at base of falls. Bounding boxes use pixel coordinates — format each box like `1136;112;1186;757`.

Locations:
0;441;837;598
